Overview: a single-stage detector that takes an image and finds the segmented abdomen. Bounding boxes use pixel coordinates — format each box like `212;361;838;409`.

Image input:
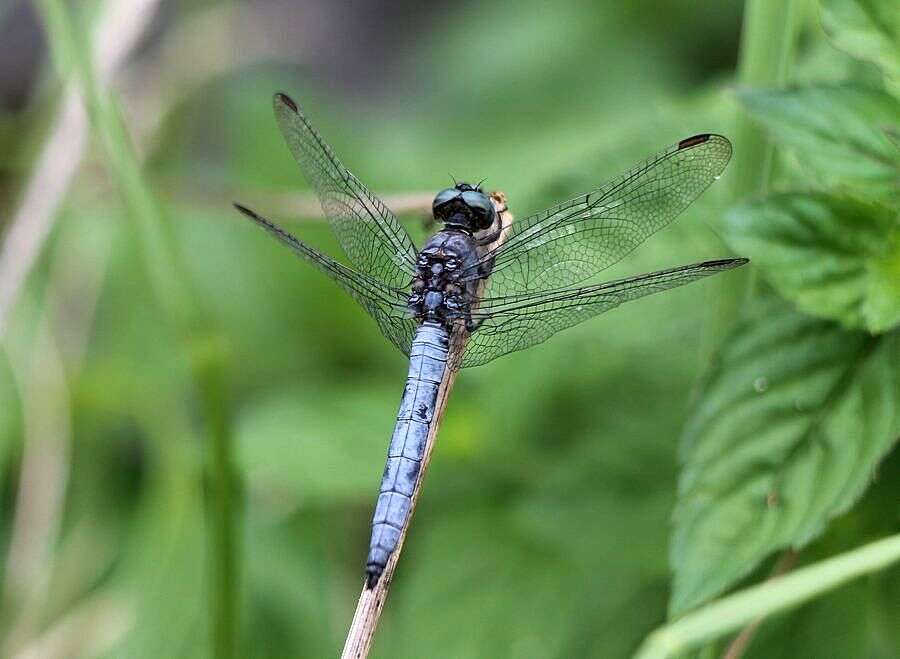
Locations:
365;321;448;587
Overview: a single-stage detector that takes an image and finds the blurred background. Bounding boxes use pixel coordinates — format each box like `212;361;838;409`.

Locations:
0;1;893;658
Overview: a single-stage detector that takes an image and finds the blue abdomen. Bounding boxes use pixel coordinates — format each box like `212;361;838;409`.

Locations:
365;321;448;587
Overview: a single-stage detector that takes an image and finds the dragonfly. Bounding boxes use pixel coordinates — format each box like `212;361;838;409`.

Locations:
235;92;747;588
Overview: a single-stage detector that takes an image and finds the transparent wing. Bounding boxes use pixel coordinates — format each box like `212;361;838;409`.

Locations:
465;134;732;296
235;204;416;356
458;258;748;368
273;93;418;288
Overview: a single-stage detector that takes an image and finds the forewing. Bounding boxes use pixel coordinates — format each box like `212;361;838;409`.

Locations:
469;134;732;295
273;93;418;288
459;258;747;368
235;204;416;357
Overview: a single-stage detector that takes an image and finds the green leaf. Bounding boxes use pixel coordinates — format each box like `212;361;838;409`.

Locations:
820;0;900;80
725;193;900;333
669;296;899;615
738;85;900;199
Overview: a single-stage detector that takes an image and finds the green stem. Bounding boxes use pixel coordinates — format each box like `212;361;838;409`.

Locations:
730;0;801;200
707;0;801;344
692;6;804;653
195;338;239;659
633;533;900;659
36;3;239;657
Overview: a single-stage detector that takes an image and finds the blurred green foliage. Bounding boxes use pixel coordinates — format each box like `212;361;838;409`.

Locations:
0;1;897;658
670;0;899;651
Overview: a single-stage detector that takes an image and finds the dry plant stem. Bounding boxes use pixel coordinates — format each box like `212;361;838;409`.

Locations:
2;326;69;653
265;191;434;222
1;0;160;650
2;226;113;656
0;94;85;332
721;550;797;659
37;2;239;655
340;192;513;659
12;592;133;659
0;0;163;334
122;2;303;144
171;189;435;223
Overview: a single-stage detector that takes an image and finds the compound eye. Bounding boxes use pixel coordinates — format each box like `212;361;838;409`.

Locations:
478;206;496;230
469;205;495;231
461;191;495;230
461;190;491;212
432;188;459;213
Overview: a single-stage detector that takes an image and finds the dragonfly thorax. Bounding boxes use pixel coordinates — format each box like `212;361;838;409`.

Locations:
409;231;482;330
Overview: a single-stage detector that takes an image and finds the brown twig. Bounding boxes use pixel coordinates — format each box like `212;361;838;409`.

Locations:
221;190;434;223
720;549;798;659
275;191;434;221
340;192;513;659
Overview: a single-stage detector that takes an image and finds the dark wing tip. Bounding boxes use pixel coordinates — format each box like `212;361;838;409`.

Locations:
703;257;750;269
233;202;258;219
274;92;299;113
677;133;732;151
233;202;281;233
678;134;712;149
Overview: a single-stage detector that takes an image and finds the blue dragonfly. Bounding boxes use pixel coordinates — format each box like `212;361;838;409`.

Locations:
235;93;747;588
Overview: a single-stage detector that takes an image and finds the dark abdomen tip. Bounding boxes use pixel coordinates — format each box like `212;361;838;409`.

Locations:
365;565;383;589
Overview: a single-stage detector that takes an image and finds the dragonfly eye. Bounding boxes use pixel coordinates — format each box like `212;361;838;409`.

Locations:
432;188;460;213
461;190;496;231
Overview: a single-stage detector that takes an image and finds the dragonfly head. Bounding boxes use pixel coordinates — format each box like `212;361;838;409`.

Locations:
432;183;496;233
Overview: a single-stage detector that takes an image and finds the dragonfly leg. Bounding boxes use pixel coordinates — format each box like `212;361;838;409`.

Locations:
475;225;502;246
477;255;496;280
465;307;483;332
